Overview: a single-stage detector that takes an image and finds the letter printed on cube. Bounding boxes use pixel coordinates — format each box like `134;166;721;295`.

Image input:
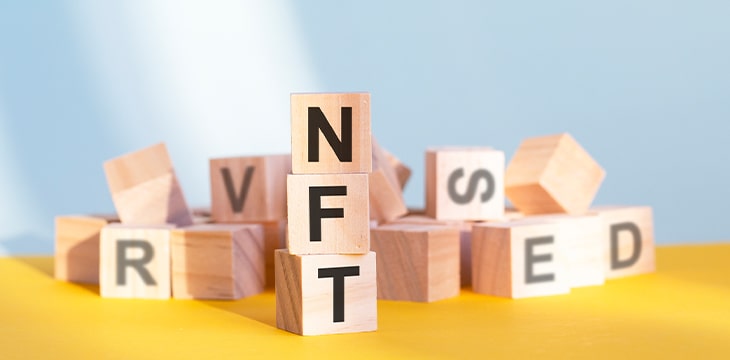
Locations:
100;224;174;299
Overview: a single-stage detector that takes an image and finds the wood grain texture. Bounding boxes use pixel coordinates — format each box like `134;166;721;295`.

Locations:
103;143;193;226
591;206;655;279
371;223;460;302
54;215;115;284
100;224;174;299
210;154;290;222
505;133;605;215
241;220;287;287
275;250;377;336
291;93;372;174
472;221;570;298
387;214;479;287
170;224;264;300
286;173;370;255
426;147;505;221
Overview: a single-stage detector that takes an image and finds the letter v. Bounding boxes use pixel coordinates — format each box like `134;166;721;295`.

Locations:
221;166;255;213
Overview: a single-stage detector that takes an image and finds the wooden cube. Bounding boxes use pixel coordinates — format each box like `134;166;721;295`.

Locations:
55;215;116;284
242;220;287;287
291;93;372;174
287;173;370;255
382;148;412;189
369;139;408;223
519;214;605;287
426;147;505;221
591;206;655;279
371;223;460;302
387;215;477;287
472;221;569;298
275;250;377;336
103;143;193;226
505;133;605;215
210;154;290;222
170;224;265;300
100;224;174;299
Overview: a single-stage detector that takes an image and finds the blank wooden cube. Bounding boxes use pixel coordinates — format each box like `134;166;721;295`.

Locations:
242;220;287;287
382;147;412;190
210;154;290;222
426;147;505;221
55;215;116;284
369;139;407;223
472;221;569;298
591;206;655;279
287;173;370;255
275;250;377;336
170;224;264;300
291;93;372;174
388;215;477;287
505;133;605;215
371;223;460;302
103;143;193;226
520;214;605;287
100;224;174;299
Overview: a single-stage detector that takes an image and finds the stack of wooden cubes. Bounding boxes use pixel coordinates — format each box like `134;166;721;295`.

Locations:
275;93;378;336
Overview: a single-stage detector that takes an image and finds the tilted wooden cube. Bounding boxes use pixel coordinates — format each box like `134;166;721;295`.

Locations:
369;139;407;223
505;133;605;215
472;221;569;298
275;250;377;336
210;154;290;222
103;143;193;226
287;173;370;255
371;223;460;302
291;93;372;174
591;206;655;279
170;224;265;300
55;215;117;284
100;224;174;299
426;147;505;221
382;147;412;190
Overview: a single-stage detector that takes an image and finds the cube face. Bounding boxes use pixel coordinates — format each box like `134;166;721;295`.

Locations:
472;222;569;299
291;93;372;174
275;250;377;336
381;148;411;189
505;134;605;215
210;155;290;222
241;220;287;287
170;224;265;300
103;143;193;226
369;169;408;223
387;215;475;288
591;206;655;279
100;225;174;299
371;224;460;302
521;215;605;287
426;147;505;221
286;174;370;255
55;216;112;284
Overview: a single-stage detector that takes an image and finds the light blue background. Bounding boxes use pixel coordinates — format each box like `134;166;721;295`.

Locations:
1;1;728;254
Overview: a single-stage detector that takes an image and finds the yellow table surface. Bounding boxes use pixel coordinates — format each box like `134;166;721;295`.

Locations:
1;244;729;359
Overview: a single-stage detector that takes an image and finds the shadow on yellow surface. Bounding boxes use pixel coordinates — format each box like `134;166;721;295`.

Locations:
1;244;729;359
